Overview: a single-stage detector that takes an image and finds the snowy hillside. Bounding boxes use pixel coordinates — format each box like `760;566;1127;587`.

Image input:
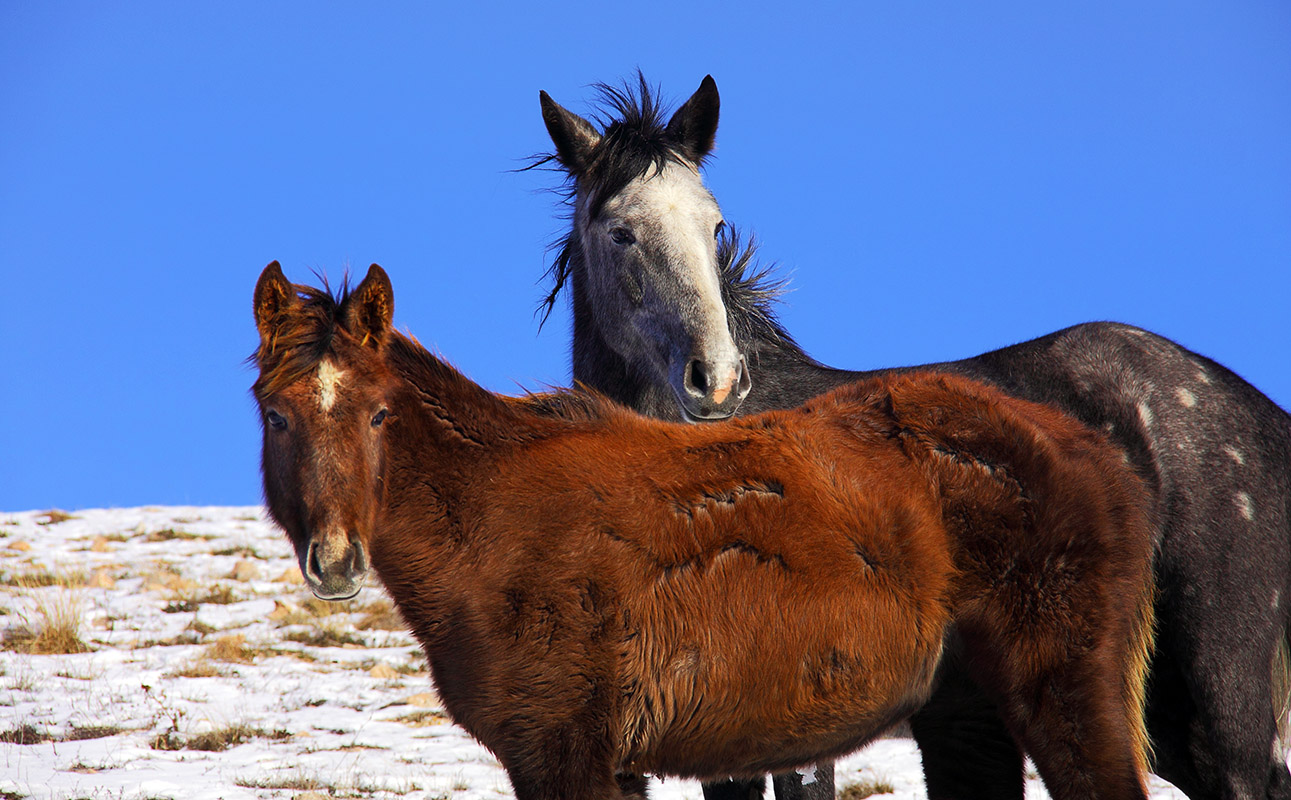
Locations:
0;506;1190;800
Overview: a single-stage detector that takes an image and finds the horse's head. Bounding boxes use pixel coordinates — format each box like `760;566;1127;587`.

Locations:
540;75;750;420
251;262;397;600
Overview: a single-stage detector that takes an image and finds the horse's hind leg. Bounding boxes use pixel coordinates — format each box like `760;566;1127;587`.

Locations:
1147;576;1291;800
990;662;1147;800
770;762;835;800
702;777;766;800
909;666;1024;800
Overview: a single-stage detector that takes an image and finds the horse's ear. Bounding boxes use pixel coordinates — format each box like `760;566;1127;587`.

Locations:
666;75;720;163
540;90;600;175
254;261;295;346
346;264;394;346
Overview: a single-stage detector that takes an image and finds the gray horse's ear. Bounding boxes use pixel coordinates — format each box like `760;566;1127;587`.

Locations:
666;75;720;163
346;264;394;346
254;261;296;346
540;90;601;175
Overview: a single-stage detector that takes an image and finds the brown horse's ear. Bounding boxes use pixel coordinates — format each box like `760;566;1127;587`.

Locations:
254;261;296;346
346;264;394;346
540;90;601;175
666;75;720;163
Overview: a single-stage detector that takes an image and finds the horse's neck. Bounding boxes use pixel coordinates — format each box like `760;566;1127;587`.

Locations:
385;338;535;477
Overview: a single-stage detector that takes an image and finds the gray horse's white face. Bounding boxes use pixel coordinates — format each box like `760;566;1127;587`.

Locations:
541;76;750;420
576;159;748;419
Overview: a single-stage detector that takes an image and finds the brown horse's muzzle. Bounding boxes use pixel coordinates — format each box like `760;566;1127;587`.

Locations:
302;533;369;600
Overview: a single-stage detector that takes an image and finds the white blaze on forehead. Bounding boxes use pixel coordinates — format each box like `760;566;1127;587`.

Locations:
317;360;346;412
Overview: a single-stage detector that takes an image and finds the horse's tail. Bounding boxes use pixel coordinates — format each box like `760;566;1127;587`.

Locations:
1124;560;1157;779
1274;621;1291;751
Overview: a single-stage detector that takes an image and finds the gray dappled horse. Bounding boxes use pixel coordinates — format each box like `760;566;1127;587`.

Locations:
533;74;1291;800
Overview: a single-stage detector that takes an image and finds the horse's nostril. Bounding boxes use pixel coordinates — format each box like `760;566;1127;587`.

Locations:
306;541;323;580
685;360;709;397
735;356;751;398
348;535;369;575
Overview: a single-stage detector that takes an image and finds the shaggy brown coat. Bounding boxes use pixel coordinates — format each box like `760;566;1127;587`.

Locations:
253;263;1156;800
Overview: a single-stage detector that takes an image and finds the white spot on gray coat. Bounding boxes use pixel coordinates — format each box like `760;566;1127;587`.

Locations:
1236;491;1255;521
1175;387;1196;408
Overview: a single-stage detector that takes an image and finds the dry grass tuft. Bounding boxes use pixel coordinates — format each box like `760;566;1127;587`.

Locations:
166;660;227;678
2;576;90;654
356;599;407;632
839;778;897;800
0;570;88;588
150;723;285;752
64;724;125;741
235;772;325;791
143;528;211;542
37;510;77;525
163;584;240;613
284;625;366;648
0;724;50;744
205;634;255;663
184;723;260;751
392;709;449;727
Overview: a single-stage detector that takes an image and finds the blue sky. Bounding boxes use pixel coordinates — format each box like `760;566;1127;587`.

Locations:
2;2;1288;510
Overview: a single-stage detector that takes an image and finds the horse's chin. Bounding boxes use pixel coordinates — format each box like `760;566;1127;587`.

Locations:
306;576;366;602
674;391;739;424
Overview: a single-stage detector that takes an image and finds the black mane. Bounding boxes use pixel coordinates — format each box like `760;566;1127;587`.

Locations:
716;229;796;351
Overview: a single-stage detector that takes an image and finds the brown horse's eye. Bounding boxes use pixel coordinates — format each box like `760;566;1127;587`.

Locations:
610;227;636;246
371;409;388;427
266;409;287;431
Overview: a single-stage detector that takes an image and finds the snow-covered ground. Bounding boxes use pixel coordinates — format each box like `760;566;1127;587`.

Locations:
0;506;1192;800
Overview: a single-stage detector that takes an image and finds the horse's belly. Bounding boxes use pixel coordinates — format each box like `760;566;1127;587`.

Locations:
617;583;945;778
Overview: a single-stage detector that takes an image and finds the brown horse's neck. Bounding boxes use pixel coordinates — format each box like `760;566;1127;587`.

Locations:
382;333;544;481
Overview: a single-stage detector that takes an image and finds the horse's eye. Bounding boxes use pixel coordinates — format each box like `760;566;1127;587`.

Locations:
266;410;287;431
715;220;726;238
610;227;636;246
371;409;388;427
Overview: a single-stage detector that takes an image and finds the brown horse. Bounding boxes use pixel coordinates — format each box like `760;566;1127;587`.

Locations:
252;261;1157;800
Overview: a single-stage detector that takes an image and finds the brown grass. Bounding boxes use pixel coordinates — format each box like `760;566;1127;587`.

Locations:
206;634;254;663
284;626;366;648
149;723;287;752
356;599;406;632
0;724;50;744
392;710;449;727
839;778;897;800
142;528;212;542
64;724;125;741
0;570;88;588
36;510;76;525
2;577;90;654
235;773;326;791
163;584;240;613
166;660;227;678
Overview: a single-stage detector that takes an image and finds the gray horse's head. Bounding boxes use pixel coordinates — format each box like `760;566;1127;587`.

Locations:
539;75;750;420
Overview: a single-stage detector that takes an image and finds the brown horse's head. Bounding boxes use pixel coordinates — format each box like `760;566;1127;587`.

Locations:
251;261;396;600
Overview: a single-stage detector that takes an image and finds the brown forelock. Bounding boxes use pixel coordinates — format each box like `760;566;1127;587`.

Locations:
253;283;348;397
